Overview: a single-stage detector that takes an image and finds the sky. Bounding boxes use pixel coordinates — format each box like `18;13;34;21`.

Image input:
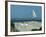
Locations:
11;5;42;20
